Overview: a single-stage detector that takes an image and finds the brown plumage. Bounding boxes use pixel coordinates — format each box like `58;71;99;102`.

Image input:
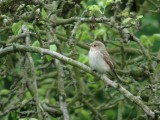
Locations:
89;41;122;82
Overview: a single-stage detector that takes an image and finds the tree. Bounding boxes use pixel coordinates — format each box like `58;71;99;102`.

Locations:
0;0;160;120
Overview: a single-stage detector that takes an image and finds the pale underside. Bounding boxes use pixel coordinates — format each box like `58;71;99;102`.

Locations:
89;50;110;73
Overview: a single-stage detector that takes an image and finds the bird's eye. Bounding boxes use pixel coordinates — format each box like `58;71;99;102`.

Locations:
94;45;96;47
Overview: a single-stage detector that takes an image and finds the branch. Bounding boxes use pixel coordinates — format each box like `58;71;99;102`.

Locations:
54;17;148;59
68;20;81;46
0;44;156;119
41;103;61;117
7;32;35;43
0;99;34;117
82;98;102;119
55;59;70;120
130;33;149;59
22;23;43;119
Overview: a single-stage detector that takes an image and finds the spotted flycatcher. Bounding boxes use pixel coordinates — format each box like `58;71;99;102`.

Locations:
89;41;121;82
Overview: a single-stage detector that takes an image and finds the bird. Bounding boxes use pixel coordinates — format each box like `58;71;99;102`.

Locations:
88;41;122;82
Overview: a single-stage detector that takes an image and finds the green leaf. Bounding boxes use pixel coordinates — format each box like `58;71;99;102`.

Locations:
106;0;114;5
140;35;152;47
42;8;47;19
87;5;101;12
104;110;116;119
137;15;143;19
87;5;102;17
25;91;33;99
122;10;129;17
80;31;91;41
32;40;40;47
45;45;57;61
0;89;10;95
97;0;115;13
49;44;57;51
76;109;91;120
12;21;22;35
27;23;34;30
122;17;132;24
94;28;106;40
80;110;91;120
131;21;136;25
152;34;160;40
46;55;53;61
151;34;160;51
78;54;88;63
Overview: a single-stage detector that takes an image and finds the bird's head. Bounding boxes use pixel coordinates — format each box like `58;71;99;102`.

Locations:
89;41;106;51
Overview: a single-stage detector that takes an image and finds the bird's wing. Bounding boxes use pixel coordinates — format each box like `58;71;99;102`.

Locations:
100;49;114;69
101;49;122;83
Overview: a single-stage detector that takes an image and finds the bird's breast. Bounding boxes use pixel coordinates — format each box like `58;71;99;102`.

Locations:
89;50;110;73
